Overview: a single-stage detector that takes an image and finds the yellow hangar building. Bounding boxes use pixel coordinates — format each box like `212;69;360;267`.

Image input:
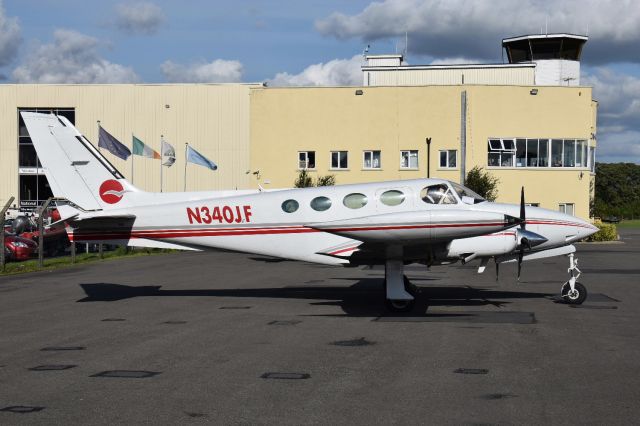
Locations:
0;34;596;219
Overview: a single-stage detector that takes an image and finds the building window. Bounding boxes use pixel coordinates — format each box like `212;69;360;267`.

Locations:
330;151;348;169
439;150;457;168
400;150;418;169
589;146;596;173
489;138;587;169
559;203;575;216
298;151;315;169
18;107;75;211
363;150;381;169
487;139;515;167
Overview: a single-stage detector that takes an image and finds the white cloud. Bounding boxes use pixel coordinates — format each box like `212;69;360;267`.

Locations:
115;1;165;35
429;57;482;66
0;0;21;67
583;68;640;163
268;55;362;86
316;0;640;63
160;59;243;83
12;29;138;83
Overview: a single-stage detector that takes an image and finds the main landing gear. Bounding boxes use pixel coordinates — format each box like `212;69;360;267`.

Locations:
560;253;587;305
383;259;417;313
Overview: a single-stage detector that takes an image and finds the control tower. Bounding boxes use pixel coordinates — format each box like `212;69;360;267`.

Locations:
502;34;588;86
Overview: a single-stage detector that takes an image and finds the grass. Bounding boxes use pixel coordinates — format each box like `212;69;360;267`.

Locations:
0;247;173;276
616;219;640;229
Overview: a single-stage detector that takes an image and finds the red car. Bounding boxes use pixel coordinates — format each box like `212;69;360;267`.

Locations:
4;232;38;261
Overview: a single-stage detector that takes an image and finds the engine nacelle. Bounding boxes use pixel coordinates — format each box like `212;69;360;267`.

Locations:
442;231;518;261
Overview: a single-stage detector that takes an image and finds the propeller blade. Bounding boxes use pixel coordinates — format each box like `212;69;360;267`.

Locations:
495;259;500;281
520;186;526;230
517;249;524;281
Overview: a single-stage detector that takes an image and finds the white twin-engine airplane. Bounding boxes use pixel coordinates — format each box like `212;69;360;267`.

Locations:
23;112;598;312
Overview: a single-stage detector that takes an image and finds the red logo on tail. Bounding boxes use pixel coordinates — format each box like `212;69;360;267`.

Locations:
99;180;126;204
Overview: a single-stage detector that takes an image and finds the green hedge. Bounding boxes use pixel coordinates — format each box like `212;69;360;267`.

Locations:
586;221;618;242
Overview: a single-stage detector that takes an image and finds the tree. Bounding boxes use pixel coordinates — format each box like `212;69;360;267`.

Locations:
593;163;640;219
316;175;336;187
294;170;336;188
294;170;313;188
465;166;499;201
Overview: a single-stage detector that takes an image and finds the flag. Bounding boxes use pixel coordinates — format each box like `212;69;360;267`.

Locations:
132;136;160;159
186;145;217;170
98;126;131;160
162;140;176;167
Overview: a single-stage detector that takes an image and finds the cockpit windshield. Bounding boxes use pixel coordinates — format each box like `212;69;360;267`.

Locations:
449;182;486;204
420;184;457;205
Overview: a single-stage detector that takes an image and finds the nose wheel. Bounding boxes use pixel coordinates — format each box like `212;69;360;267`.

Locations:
561;253;587;305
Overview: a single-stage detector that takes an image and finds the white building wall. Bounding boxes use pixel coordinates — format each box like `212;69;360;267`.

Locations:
364;67;536;86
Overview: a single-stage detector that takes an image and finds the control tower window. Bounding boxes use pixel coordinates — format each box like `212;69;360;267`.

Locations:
506;39;531;62
560;38;583;60
531;39;562;60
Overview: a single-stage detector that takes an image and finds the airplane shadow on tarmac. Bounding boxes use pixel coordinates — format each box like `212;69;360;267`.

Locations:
77;279;552;317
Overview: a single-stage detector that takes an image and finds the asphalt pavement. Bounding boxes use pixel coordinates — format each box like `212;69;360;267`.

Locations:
1;229;639;425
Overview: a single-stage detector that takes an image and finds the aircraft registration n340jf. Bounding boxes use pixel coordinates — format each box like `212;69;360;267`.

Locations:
23;112;598;312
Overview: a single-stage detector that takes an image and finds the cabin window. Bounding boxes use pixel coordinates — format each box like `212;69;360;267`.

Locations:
281;199;299;213
330;151;348;169
343;193;368;209
310;196;332;211
420;184;457;205
363;150;381;169
380;190;405;206
400;150;418;169
298;151;315;169
439;150;457;168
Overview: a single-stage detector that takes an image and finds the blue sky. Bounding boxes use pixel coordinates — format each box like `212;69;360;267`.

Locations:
1;0;639;163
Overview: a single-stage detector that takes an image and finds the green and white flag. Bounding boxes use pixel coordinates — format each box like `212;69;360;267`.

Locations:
132;136;161;159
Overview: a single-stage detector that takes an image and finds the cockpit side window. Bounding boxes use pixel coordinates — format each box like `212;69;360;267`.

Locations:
449;182;486;204
420;184;457;205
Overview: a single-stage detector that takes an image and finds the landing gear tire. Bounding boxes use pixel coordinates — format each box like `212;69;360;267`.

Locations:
383;275;417;313
384;297;415;313
561;281;587;305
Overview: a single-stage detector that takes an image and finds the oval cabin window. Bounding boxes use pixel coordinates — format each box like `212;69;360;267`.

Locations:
380;190;405;206
281;199;299;213
310;196;332;211
343;193;368;209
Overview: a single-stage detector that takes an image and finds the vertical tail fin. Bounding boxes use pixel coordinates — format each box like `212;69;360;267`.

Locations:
21;112;141;216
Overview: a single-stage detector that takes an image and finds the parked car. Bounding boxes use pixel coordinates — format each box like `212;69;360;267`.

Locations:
4;232;37;261
11;213;69;257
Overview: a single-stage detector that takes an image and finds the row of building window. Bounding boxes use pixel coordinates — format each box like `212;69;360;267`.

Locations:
298;150;457;171
488;138;595;172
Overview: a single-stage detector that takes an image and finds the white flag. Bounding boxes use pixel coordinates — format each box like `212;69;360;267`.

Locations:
161;140;176;167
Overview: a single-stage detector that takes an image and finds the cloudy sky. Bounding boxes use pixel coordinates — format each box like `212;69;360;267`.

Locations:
1;0;639;163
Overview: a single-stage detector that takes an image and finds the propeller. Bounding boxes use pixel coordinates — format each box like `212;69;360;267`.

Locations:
517;187;526;280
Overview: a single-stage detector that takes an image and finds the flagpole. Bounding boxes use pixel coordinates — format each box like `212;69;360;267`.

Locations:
184;143;188;192
160;135;164;193
131;133;134;185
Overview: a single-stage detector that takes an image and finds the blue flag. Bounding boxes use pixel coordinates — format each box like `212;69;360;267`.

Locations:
186;145;217;170
98;126;131;160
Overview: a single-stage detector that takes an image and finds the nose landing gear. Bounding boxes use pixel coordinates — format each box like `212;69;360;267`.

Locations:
560;253;587;305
